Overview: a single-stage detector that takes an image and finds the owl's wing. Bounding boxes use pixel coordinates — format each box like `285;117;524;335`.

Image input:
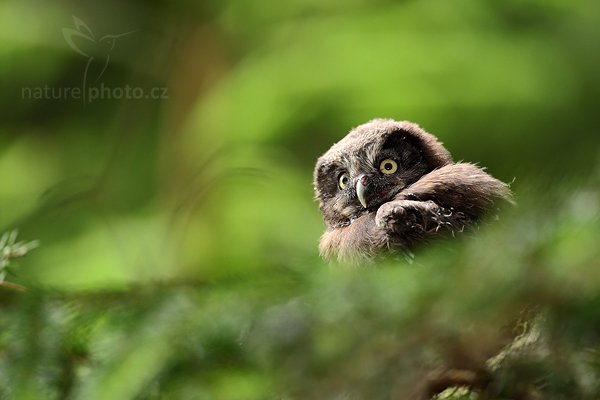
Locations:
395;163;513;219
375;163;513;246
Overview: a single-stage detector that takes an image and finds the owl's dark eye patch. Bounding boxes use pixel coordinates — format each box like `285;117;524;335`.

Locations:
381;131;423;169
399;143;423;168
315;162;346;199
381;130;407;151
317;163;343;183
317;162;336;176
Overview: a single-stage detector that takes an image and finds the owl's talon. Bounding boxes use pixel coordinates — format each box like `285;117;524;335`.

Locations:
376;201;418;232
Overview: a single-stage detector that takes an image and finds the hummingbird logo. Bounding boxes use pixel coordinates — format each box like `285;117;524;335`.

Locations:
62;16;135;99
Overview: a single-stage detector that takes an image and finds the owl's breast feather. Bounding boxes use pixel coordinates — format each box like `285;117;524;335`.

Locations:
320;213;388;263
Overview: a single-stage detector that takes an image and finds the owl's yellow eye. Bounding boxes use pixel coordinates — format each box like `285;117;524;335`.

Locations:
379;159;398;174
338;173;350;190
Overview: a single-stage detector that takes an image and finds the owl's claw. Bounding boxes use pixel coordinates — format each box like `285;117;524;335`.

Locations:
375;202;410;232
376;200;439;233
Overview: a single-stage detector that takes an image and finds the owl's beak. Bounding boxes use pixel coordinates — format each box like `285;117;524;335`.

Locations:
354;175;368;208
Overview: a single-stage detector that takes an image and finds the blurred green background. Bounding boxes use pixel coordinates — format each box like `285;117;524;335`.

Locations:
1;0;600;399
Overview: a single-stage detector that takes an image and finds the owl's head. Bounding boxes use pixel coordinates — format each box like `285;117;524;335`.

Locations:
314;119;453;228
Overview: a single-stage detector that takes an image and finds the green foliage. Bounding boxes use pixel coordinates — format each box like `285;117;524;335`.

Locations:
0;230;38;283
1;0;600;399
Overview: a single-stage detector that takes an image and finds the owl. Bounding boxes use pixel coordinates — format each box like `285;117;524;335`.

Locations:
314;119;512;262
